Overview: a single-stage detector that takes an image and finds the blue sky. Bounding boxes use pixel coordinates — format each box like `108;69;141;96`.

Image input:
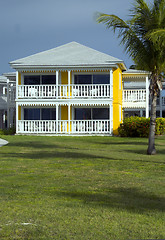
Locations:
0;0;152;75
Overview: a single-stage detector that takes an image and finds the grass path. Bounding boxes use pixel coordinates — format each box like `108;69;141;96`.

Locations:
0;135;164;239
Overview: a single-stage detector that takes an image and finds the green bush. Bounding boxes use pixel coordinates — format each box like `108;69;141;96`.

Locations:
118;117;165;137
0;127;16;135
155;118;165;135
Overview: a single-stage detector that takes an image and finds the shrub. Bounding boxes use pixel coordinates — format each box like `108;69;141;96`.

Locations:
155;118;165;135
118;117;165;137
0;127;16;135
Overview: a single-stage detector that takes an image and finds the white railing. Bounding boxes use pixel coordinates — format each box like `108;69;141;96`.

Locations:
17;120;110;134
17;84;111;99
18;85;57;98
71;120;110;133
71;84;110;98
18;120;57;133
123;90;146;102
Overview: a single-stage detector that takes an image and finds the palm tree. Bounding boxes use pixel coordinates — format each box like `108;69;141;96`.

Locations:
96;0;165;155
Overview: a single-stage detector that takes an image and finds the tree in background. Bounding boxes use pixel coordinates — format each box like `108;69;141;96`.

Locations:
96;0;165;154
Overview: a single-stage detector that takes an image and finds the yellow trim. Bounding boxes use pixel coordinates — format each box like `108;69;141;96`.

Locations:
113;68;123;135
18;72;21;85
61;106;72;132
18;106;21;120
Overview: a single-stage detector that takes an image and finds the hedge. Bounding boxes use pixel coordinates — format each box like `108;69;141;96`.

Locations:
0;127;16;135
118;117;165;137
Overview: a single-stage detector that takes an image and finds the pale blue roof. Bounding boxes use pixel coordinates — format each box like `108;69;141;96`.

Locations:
10;42;126;69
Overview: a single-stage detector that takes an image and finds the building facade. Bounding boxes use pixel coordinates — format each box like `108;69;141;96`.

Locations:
10;42;125;135
9;42;164;135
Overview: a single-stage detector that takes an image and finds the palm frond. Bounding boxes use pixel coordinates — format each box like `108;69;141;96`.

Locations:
96;0;165;74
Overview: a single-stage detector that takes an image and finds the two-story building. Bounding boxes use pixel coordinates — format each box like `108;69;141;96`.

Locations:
9;41;164;135
10;42;126;135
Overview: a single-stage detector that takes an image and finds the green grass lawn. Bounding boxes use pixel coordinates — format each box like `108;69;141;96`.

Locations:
0;135;165;240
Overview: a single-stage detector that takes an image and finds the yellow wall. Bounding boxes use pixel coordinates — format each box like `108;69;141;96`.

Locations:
61;106;72;132
18;106;21;120
61;72;68;85
18;72;21;85
61;106;68;120
113;67;123;135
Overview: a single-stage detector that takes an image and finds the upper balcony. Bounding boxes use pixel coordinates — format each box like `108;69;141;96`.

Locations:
17;84;111;99
123;89;146;108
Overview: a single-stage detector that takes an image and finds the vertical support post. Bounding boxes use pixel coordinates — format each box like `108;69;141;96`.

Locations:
16;102;18;134
3;110;6;129
56;104;58;133
68;70;71;98
110;69;113;135
68;103;70;134
10;108;14;127
110;103;113;134
160;90;162;117
140;109;143;117
146;75;149;118
56;70;58;99
7;79;10;128
16;71;19;99
110;69;113;99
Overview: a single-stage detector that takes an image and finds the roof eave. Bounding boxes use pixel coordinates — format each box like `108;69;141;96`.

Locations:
10;63;120;71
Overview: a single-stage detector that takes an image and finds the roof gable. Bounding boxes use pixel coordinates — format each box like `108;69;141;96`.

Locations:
10;42;125;69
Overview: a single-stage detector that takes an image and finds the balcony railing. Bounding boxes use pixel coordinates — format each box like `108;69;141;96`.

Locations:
71;84;110;98
17;84;111;99
123;90;146;102
71;120;110;133
17;120;111;134
18;85;57;98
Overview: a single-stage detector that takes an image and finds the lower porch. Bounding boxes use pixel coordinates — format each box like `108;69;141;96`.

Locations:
17;119;111;135
16;102;114;135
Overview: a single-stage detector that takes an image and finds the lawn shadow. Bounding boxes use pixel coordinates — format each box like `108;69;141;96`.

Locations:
0;150;114;161
90;137;148;146
8;141;60;149
56;187;165;213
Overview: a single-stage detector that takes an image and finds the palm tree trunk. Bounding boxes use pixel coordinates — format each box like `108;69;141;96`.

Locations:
147;75;157;155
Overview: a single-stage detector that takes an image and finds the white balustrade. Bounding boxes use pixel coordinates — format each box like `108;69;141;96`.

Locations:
18;120;110;134
18;85;57;98
18;120;56;133
71;84;110;98
58;85;68;98
123;90;146;102
71;120;110;133
18;84;111;99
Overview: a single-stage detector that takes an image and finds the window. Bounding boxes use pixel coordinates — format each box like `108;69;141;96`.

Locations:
93;108;109;119
74;108;109;120
42;75;56;84
75;108;91;120
74;74;110;84
24;108;40;120
93;74;109;84
42;108;56;120
24;108;56;120
24;76;40;85
24;75;56;85
75;75;92;84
